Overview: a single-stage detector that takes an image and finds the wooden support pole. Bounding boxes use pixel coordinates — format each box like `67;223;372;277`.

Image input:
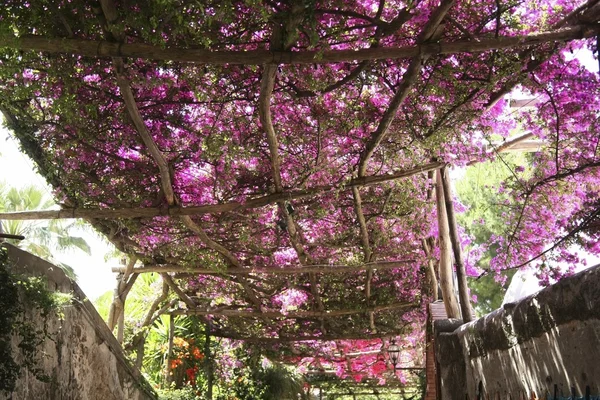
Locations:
435;170;461;319
117;307;125;344
204;320;214;400
422;238;439;300
423;171;440;300
439;167;474;322
165;313;175;385
107;256;138;337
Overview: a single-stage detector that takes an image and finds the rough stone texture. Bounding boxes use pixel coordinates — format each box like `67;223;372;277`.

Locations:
435;264;600;399
0;244;156;400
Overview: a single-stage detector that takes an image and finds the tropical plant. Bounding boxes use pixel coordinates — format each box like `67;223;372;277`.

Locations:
0;183;90;278
455;155;526;314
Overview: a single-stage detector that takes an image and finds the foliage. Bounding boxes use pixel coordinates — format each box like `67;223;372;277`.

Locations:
0;183;91;279
156;386;202;400
0;247;20;392
93;289;113;322
455;156;527;314
0;245;73;393
229;346;306;400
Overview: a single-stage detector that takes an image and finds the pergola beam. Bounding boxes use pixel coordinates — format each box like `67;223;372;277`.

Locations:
207;330;408;342
111;260;415;275
3;25;598;64
173;302;414;318
0;162;443;221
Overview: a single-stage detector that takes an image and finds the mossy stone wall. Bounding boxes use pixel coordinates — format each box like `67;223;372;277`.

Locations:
435;264;600;399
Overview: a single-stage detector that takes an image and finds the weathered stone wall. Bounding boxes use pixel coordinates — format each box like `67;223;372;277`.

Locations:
435;264;600;399
0;244;156;400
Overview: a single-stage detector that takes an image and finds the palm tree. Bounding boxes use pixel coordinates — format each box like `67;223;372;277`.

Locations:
0;182;91;278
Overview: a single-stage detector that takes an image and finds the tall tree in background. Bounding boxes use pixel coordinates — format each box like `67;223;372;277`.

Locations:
455;155;526;314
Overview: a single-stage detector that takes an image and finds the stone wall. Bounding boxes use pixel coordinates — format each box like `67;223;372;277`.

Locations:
435;264;600;399
0;244;157;400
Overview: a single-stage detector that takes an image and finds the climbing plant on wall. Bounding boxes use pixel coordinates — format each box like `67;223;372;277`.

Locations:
0;245;73;392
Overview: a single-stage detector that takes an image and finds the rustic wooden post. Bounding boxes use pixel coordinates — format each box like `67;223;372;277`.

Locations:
440;166;474;322
204;320;214;400
107;256;138;341
165;313;175;384
435;170;461;319
422;238;439;300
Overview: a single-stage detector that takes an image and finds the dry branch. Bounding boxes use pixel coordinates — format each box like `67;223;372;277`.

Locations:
439;167;473;322
116;77;176;205
259;64;283;192
357;1;455;177
257;23;325;319
357;58;423;177
351;186;375;329
181;215;242;268
161;273;196;309
99;0;261;312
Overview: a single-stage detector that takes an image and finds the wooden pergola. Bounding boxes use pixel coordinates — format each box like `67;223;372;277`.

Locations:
1;0;599;389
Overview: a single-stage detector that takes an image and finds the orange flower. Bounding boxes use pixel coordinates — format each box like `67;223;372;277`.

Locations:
173;337;188;348
192;347;204;360
186;367;197;385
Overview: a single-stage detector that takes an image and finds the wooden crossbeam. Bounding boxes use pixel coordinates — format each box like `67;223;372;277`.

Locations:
0;233;25;240
0;162;443;221
111;260;415;274
4;25;598;64
509;98;542;108
206;330;407;342
173;302;414;318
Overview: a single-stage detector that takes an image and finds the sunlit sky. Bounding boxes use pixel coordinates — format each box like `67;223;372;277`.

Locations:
0;122;117;300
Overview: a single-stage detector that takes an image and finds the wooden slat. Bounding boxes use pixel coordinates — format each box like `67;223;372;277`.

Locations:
5;25;598;64
111;260;415;274
0;162;444;221
173;302;414;318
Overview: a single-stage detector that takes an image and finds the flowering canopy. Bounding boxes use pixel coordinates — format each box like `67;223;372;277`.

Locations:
0;0;599;385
